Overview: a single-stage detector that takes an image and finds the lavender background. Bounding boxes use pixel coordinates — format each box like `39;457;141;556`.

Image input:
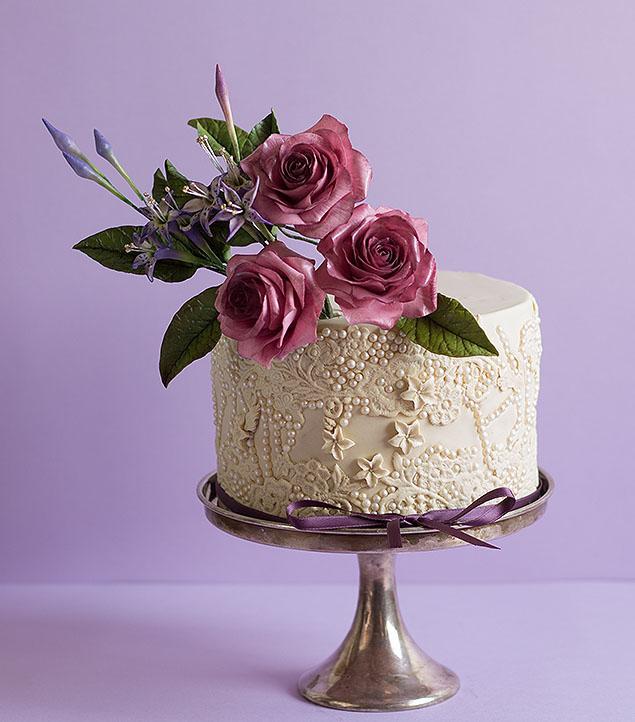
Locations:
2;0;633;584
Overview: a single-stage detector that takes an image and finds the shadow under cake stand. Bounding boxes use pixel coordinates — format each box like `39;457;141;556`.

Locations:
197;469;553;712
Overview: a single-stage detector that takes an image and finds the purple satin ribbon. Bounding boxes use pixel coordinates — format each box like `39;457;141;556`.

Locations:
212;478;544;550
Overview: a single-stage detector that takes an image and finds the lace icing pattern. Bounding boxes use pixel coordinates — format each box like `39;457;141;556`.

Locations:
212;316;541;517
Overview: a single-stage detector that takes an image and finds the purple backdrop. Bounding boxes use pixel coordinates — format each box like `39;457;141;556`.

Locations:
2;0;633;583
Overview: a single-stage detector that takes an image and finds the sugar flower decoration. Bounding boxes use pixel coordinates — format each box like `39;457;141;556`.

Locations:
44;63;499;385
322;425;355;461
241;114;371;238
354;453;389;487
316;205;437;329
389;419;424;454
237;398;260;448
215;242;325;367
401;376;435;412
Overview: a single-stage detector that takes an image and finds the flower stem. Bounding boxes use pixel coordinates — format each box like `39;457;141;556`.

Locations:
256;223;277;244
244;224;268;246
110;159;147;204
280;226;318;245
85;158;112;184
174;250;226;275
95;177;140;211
205;263;227;276
227;125;241;162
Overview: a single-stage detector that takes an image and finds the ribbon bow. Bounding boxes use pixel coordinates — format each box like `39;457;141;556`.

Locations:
286;487;520;549
212;479;541;550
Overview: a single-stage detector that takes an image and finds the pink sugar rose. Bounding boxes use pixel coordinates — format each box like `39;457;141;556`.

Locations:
240;114;371;238
316;205;437;329
215;242;325;367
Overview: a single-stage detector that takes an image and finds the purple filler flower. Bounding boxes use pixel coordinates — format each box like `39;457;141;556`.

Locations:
62;152;102;182
93;129;115;161
183;175;268;241
214;64;240;160
125;221;188;282
92;128;145;204
130;243;185;282
42;118;87;159
125;196;194;281
211;178;268;240
43;119;141;211
214;65;232;123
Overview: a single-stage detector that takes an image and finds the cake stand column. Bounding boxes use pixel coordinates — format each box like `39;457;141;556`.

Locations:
298;552;460;711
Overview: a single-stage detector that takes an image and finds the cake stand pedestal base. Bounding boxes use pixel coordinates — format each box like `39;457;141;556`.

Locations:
198;469;552;712
298;552;459;711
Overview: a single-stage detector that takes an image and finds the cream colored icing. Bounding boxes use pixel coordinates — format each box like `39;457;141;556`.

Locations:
211;271;541;517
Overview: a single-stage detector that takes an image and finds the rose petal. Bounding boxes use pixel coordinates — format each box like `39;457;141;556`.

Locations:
340;297;404;330
298;191;355;238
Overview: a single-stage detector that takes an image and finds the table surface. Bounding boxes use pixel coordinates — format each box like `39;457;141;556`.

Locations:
1;581;633;721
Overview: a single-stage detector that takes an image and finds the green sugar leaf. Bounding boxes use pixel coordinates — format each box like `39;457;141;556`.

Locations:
73;226;196;283
396;294;499;357
159;286;222;386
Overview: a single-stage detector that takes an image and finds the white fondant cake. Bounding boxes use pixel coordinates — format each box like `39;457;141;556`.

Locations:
212;271;541;517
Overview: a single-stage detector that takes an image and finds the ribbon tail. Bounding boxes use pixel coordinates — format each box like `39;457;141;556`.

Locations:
386;518;403;548
419;519;500;549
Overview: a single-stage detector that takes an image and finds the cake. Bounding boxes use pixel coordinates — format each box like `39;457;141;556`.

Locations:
212;271;541;518
47;65;542;521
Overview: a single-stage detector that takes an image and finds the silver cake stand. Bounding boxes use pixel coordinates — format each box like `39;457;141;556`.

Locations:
197;469;553;712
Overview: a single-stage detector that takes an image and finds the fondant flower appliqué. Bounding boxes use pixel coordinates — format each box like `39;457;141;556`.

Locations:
324;398;344;418
401;376;435;412
329;463;347;491
322;425;355;461
354;453;389;487
389;419;424;454
237;396;260;448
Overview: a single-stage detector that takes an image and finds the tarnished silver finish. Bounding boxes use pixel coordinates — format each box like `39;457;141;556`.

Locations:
197;469;553;711
197;470;553;554
298;552;459;711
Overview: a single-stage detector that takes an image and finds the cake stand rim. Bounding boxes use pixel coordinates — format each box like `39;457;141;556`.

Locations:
197;468;553;552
